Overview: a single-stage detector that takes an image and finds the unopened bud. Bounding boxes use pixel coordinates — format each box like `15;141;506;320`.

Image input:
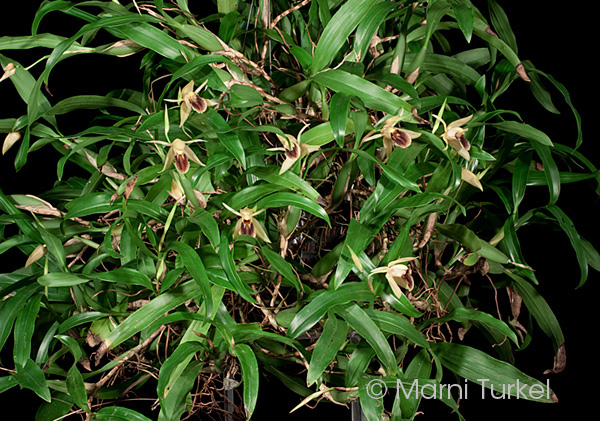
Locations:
0;63;15;83
2;132;21;155
25;244;47;267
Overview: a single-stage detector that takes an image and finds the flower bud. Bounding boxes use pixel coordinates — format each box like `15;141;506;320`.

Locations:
2;131;21;155
0;63;15;83
25;244;47;268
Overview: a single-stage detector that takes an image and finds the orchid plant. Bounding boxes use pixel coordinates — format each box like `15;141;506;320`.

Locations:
0;1;596;421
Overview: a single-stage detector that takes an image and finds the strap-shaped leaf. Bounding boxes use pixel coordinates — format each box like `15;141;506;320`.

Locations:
432;342;556;403
157;342;204;399
329;92;351;147
100;280;199;352
364;309;430;349
312;69;412;115
168;241;214;316
306;313;347;386
312;0;379;72
256;192;330;226
14;358;51;403
232;343;259;420
287;282;374;339
219;233;258;304
13;294;42;368
334;303;397;376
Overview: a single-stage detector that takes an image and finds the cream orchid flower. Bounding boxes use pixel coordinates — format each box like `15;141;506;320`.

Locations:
436;115;473;160
222;203;271;243
369;257;416;298
166;80;215;127
270;126;320;174
380;115;421;158
154;138;205;174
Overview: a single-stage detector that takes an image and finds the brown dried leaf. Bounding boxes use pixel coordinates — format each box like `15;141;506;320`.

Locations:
544;343;566;374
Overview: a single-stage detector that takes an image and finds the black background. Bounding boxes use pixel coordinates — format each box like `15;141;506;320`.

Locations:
1;1;598;420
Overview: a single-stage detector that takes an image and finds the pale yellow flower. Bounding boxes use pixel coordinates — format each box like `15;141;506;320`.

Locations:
166;80;215;127
270;126;319;174
380;115;421;158
438;115;473;160
222;203;271;243
154;138;205;174
369;257;416;298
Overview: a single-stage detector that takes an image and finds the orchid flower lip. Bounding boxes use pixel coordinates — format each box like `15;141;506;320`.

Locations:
224;204;271;243
158;138;205;174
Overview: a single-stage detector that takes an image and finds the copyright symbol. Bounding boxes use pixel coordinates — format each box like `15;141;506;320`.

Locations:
366;378;388;399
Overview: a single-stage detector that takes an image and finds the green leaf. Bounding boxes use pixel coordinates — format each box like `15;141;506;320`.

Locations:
0;188;43;243
34;392;74;421
256;192;330;226
188;208;221;252
219;233;258;304
0;376;18;394
0;283;39;351
13;294;42;367
260;247;302;295
120;22;193;61
101;280;199;352
512;150;532;212
364;309;430;349
218;0;238;15
179;23;222;52
168;241;214;316
249;166;324;204
353;1;397;62
46;95;145;116
329;93;351;147
334;303;397;375
38;272;89;287
64;193;113;219
452;1;474;42
202;109;247;169
157;342;204;400
306;313;348;386
531;143;560;205
158;361;203;421
14;359;51;403
432;342;556;403
487;0;518;52
93;406;152;421
287;282;374;339
399;349;432;419
358;374;384;421
233;343;259;420
312;69;412;115
67;365;89;412
493;121;553;146
436;223;510;264
312;0;379;72
507;272;564;352
419;307;518;345
88;268;154;290
546;205;588;288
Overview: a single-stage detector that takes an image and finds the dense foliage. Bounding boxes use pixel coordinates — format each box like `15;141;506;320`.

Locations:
1;1;597;420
